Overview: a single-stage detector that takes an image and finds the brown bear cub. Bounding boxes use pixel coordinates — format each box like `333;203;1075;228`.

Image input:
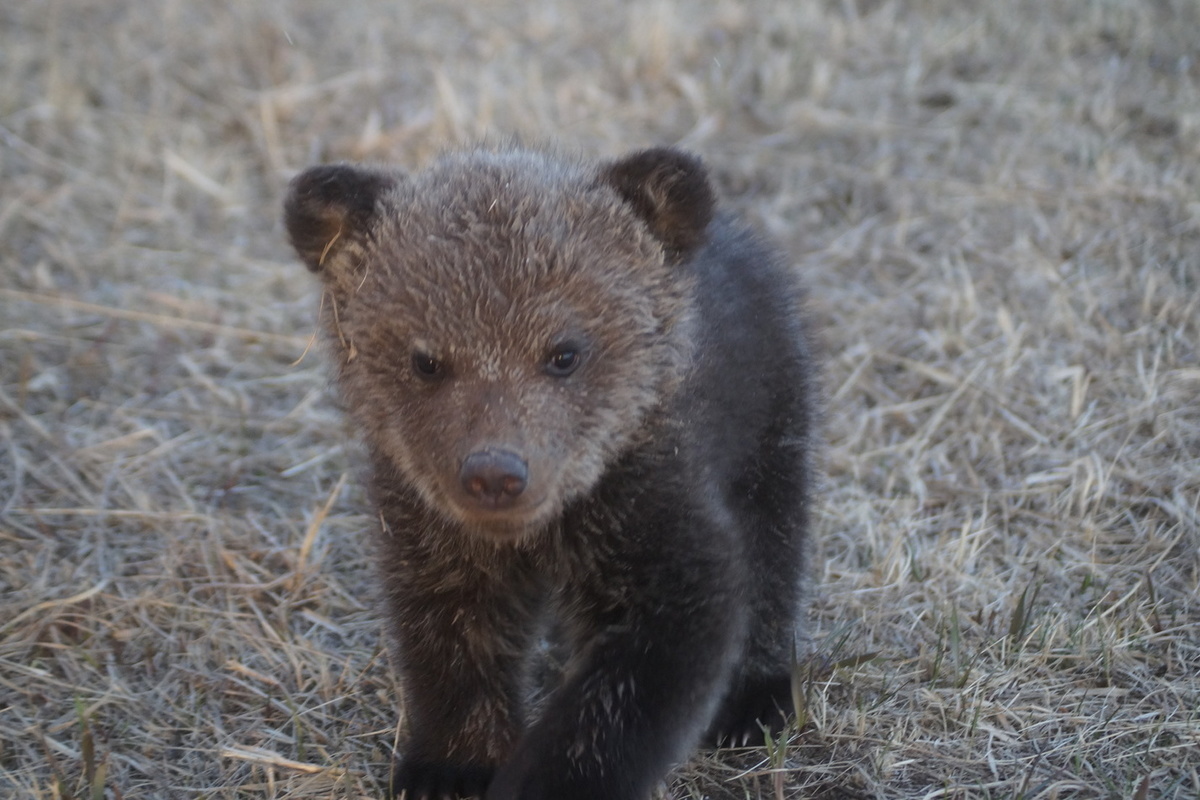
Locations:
284;145;814;800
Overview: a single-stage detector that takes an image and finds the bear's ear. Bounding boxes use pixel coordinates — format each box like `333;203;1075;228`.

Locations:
601;147;715;260
283;164;398;272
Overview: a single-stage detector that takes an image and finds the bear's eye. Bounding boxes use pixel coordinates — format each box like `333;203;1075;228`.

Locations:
411;351;445;380
544;344;582;378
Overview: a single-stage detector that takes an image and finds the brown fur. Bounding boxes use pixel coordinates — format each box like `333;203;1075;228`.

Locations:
288;149;697;538
284;145;813;800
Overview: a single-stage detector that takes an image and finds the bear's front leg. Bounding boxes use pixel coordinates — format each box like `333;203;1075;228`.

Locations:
485;514;745;800
380;528;543;799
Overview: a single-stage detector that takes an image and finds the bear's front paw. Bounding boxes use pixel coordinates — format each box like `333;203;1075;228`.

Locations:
481;743;551;800
389;756;493;799
705;675;794;749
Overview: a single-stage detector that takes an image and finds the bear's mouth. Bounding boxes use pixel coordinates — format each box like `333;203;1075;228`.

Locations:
439;482;554;538
455;501;554;541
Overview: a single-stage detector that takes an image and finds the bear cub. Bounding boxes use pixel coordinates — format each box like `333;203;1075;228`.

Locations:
284;145;814;800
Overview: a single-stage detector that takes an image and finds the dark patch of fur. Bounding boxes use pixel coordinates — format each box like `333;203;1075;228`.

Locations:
391;759;493;800
601;147;715;260
284;145;815;800
284;164;395;271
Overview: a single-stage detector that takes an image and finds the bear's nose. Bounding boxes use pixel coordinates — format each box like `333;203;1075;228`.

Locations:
459;449;528;507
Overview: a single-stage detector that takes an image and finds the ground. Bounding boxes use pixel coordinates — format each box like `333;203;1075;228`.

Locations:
1;0;1198;798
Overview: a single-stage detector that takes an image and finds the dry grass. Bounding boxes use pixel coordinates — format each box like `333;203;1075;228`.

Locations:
2;0;1198;798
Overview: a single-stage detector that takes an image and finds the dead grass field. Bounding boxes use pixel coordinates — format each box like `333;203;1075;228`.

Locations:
2;0;1198;798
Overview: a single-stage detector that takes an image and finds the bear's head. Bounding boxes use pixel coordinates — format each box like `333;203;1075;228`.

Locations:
284;146;714;539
